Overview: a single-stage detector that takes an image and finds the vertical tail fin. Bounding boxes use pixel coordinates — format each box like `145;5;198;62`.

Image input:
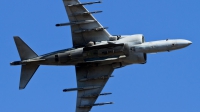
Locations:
13;36;39;89
14;36;38;60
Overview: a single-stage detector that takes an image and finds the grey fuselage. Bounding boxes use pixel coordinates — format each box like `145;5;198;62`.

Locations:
11;34;192;67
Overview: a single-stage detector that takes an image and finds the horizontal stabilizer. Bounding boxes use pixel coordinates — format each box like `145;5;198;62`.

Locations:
19;64;39;89
14;36;38;60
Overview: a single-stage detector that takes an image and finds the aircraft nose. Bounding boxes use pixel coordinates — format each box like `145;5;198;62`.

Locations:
187;40;192;45
176;39;192;48
182;40;192;46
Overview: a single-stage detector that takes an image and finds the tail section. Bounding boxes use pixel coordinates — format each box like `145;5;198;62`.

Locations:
14;36;38;60
20;64;39;89
12;36;39;89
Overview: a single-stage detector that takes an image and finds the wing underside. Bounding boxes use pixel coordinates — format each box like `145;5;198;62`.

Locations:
62;0;111;47
62;1;114;111
75;65;114;112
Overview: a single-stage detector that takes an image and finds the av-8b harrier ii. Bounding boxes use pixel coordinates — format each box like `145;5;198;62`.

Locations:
11;0;192;112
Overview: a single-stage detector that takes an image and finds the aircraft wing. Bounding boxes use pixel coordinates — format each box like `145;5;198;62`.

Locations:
74;65;114;112
62;0;111;47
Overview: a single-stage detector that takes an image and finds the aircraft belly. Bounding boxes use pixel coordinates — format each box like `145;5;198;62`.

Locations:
82;44;127;63
10;0;192;111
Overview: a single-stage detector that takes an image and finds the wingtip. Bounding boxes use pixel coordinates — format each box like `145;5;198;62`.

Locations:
13;36;20;38
19;87;24;90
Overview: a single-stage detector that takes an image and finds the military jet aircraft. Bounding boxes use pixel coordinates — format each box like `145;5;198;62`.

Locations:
11;0;192;112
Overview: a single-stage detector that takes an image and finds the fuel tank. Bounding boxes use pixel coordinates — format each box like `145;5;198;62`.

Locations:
131;39;192;53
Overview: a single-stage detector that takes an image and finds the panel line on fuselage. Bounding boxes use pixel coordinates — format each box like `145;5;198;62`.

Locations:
40;48;75;58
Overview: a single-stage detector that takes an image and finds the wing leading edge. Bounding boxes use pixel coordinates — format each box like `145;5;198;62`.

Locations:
62;0;111;47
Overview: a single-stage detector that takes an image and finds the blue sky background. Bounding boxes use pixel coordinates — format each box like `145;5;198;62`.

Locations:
1;0;200;112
